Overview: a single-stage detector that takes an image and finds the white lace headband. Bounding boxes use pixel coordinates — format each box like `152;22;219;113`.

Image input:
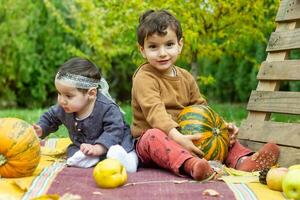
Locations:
55;72;125;114
55;72;100;89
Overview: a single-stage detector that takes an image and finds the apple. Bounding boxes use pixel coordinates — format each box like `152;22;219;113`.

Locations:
289;164;300;171
282;169;300;200
93;158;127;189
266;167;288;191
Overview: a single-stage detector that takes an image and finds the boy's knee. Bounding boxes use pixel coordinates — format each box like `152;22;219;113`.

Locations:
137;128;167;157
144;128;166;138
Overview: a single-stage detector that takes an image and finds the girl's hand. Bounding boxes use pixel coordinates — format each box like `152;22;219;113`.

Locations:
80;143;107;156
32;124;43;137
227;123;239;147
168;128;204;158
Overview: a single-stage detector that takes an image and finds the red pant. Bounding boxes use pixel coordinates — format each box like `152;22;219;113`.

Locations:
136;128;252;175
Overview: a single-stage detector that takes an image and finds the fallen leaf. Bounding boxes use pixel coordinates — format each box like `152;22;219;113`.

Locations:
31;194;60;200
60;193;82;200
202;189;220;197
10;180;28;192
92;191;103;195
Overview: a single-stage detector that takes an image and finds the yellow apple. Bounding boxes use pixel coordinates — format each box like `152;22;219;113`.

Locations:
282;169;300;200
266;167;288;191
93;158;127;189
289;164;300;171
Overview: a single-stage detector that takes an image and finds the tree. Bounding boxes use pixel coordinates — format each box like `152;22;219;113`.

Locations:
0;0;280;107
0;0;72;107
44;0;279;102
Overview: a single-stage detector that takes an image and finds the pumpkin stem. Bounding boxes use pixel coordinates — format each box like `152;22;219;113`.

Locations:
0;154;7;166
212;128;220;135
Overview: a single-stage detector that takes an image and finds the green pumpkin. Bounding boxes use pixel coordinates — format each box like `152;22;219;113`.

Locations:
177;105;229;162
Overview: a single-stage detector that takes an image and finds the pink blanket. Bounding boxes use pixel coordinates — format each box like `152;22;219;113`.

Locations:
47;167;236;200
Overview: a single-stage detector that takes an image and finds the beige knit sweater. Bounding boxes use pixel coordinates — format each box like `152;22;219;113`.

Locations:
131;63;207;138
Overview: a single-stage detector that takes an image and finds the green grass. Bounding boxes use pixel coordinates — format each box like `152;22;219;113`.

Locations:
210;103;300;124
209;103;248;125
0;108;68;138
1;103;298;138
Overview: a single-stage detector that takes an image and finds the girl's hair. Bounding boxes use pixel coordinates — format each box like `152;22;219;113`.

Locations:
137;9;182;46
58;57;101;93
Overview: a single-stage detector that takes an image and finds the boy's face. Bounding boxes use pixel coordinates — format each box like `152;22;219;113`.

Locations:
139;27;183;76
55;79;96;118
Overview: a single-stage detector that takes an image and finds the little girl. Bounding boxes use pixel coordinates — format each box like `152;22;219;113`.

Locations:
33;57;138;172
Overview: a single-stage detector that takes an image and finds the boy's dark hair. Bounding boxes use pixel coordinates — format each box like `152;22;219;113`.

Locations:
58;57;101;93
137;9;182;46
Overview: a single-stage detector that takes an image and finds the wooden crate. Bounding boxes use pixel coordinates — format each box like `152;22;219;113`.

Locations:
238;0;300;167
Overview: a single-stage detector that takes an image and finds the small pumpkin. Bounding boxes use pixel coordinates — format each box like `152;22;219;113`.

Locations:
177;105;229;162
0;118;41;178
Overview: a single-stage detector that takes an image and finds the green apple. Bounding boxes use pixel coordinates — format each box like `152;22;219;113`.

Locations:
289;164;300;171
93;158;127;189
266;167;288;191
282;169;300;200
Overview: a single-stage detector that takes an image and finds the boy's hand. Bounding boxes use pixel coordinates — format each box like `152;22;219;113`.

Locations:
32;124;43;137
227;123;239;147
80;143;107;156
168;128;204;158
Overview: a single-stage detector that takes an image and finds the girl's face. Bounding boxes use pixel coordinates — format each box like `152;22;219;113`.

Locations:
55;79;95;118
139;27;183;76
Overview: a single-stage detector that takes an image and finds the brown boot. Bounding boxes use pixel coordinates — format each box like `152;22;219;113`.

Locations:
183;157;214;181
236;143;280;172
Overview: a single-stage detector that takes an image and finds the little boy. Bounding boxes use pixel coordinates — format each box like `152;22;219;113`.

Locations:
131;10;279;180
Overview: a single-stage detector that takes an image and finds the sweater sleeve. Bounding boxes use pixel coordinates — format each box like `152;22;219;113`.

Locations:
94;105;125;149
189;73;207;105
37;105;62;138
132;73;178;134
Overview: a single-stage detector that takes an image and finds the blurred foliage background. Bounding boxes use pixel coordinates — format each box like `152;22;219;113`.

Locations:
2;0;297;109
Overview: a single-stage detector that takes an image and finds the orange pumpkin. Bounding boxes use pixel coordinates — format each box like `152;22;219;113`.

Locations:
0;118;41;178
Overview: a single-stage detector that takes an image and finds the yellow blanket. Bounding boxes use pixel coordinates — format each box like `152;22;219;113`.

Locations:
0;138;71;200
221;167;287;200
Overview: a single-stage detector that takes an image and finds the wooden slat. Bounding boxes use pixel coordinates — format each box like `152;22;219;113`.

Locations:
257;60;300;80
239;140;300;167
242;3;300;168
276;0;300;22
247;90;300;114
239;120;300;147
267;28;300;52
247;22;297;122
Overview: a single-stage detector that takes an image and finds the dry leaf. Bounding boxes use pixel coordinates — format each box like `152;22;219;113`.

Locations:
31;194;60;200
202;189;220;197
10;180;28;192
92;191;103;195
60;193;82;200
